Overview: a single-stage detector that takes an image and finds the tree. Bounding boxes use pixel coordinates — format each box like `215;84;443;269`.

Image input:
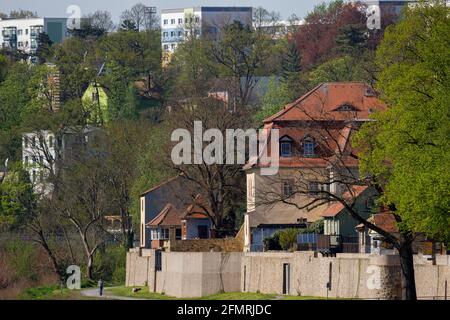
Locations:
335;24;368;55
87;10;115;33
168;98;251;231
9;9;38;19
355;1;450;299
210;21;271;109
35;32;53;63
254;77;291;123
120;3;158;31
294;1;367;68
120;19;138;32
53;37;97;101
0;164;67;279
281;41;308;99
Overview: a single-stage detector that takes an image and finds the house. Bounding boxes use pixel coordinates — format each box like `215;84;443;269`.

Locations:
139;176;214;248
22;126;100;194
82;81;109;125
355;210;446;256
243;82;386;252
145;195;213;249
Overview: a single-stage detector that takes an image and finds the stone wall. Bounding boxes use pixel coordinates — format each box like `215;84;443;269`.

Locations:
126;249;242;298
242;252;449;299
126;248;450;299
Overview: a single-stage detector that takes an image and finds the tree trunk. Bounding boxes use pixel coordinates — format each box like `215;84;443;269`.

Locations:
398;233;417;300
87;254;94;281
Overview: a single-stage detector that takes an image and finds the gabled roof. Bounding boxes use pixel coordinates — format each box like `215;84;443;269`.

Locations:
263;82;385;123
181;194;210;220
321;185;369;218
146;204;182;227
140;176;180;196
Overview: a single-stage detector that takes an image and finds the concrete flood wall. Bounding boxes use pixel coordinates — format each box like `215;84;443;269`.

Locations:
242;252;450;299
126;248;450;299
126;248;242;298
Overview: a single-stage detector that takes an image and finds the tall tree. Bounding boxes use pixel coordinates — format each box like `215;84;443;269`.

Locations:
356;0;450;299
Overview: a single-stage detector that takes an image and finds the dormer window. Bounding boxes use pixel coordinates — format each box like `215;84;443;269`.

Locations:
302;136;315;157
279;135;293;157
335;104;359;112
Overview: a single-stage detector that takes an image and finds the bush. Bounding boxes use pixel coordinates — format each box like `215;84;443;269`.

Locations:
278;229;300;251
4;239;38;282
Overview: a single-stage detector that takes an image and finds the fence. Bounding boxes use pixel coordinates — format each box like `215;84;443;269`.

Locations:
296;234;361;253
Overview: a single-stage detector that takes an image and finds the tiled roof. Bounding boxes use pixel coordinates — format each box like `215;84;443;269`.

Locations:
321;185;369;217
181;194;211;219
140;176;180;196
146;204;183;227
263;82;386;123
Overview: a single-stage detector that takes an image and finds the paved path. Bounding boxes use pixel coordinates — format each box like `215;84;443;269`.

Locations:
80;287;146;300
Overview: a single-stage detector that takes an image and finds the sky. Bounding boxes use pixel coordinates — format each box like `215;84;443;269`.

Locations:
0;0;333;21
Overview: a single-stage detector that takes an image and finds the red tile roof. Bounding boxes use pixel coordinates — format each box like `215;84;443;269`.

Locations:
321;185;369;217
264;82;386;123
146;204;183;227
181;194;210;219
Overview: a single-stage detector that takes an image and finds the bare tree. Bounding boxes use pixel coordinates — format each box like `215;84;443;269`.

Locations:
87;10;115;33
120;3;158;31
168;98;252;233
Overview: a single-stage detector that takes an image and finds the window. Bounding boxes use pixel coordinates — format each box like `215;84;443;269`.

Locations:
163;44;169;51
171;44;176;50
282;181;294;197
39;155;43;164
195;17;200;23
178;18;183;24
280;142;292;157
25;29;28;35
171;19;176;24
24;136;29;148
49;136;54;148
18;29;23;35
163;19;168;25
160;228;169;240
25;156;29;164
302;137;315;156
170;31;175;37
32;170;36;182
18;41;23;47
308;182;330;193
91;91;99;102
39;171;44;182
175;228;182;240
178;31;182;37
163;31;168;37
31;136;36;147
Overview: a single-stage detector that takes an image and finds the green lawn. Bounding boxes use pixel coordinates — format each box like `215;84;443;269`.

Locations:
107;287;328;300
18;285;96;300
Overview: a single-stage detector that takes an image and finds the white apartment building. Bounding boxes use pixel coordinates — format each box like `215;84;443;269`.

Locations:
160;6;252;62
22;127;99;194
0;17;68;54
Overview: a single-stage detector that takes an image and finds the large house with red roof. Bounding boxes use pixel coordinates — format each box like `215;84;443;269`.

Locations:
243;82;386;252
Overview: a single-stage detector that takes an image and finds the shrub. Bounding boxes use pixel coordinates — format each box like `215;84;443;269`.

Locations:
278;228;300;251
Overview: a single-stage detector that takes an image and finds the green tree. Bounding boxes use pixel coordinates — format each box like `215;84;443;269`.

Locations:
355;1;450;300
335;24;368;55
254;77;291;123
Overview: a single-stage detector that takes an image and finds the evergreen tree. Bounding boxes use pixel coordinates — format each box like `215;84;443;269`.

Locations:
281;41;302;81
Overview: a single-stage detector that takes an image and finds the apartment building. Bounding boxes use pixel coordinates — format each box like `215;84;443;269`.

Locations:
160;6;252;63
0;17;68;54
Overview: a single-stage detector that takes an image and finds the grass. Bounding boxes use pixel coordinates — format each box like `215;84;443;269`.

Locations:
18;285;97;300
107;286;326;300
